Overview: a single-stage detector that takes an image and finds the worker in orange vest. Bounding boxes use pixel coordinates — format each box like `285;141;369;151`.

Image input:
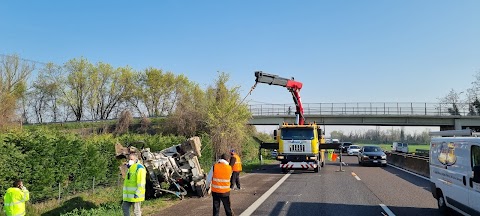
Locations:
229;149;242;190
206;153;233;216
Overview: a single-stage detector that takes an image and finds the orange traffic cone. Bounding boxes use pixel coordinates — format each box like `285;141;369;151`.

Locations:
332;153;338;161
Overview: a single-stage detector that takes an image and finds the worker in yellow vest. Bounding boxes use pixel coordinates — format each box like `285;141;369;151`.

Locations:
206;153;233;216
122;154;147;216
3;179;29;216
229;149;242;190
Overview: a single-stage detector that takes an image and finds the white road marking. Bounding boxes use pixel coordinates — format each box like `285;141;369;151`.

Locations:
351;172;361;181
379;204;396;216
240;171;292;216
342;162;347;166
387;164;429;181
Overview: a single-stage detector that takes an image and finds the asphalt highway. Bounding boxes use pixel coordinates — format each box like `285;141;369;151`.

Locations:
250;155;439;216
156;155;441;216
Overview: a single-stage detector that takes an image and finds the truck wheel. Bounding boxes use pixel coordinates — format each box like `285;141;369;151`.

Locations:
195;183;207;197
314;166;319;173
282;168;288;173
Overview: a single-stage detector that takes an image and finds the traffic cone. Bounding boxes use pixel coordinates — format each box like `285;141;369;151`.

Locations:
332;153;338;161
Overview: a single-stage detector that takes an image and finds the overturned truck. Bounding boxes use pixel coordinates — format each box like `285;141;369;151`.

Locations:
115;137;208;199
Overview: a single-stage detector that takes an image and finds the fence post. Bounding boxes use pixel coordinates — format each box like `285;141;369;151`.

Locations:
425;103;427;115
384;103;386;115
411;103;413;115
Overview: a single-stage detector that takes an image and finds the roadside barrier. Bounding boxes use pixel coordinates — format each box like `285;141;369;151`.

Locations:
386;151;429;177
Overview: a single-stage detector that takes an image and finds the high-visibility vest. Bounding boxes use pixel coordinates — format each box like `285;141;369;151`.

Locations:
123;163;147;202
211;163;232;194
232;153;242;172
3;187;29;216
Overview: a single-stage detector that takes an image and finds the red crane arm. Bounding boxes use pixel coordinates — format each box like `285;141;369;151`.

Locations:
254;71;305;125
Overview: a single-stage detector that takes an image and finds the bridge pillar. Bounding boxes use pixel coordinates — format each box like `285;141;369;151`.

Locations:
454;119;463;130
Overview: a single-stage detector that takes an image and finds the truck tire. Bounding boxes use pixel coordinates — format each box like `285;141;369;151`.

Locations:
195;183;207;197
282;168;288;173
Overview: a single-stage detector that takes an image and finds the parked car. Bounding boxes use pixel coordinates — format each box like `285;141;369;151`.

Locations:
341;142;353;153
347;145;361;155
392;142;408;153
358;146;387;166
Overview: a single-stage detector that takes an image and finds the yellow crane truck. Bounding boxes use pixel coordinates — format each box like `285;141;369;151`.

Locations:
255;71;328;173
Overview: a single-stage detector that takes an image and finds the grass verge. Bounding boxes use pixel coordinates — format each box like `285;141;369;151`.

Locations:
25;186;178;216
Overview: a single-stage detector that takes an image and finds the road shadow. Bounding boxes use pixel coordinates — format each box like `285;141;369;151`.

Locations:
381;165;431;191
261;201;440;216
245;163;286;175
41;197;97;216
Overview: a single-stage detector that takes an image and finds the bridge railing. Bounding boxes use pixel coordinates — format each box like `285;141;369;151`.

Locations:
248;102;475;116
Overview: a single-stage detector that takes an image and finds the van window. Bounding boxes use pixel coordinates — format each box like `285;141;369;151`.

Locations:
472;145;480;168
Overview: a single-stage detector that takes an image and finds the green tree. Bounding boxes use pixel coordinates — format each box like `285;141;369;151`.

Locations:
87;63;135;120
63;58;92;121
205;72;252;160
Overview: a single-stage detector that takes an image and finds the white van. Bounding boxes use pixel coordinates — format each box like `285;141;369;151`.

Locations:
429;130;480;215
392;142;408;153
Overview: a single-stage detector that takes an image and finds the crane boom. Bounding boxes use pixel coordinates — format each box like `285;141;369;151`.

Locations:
254;71;305;125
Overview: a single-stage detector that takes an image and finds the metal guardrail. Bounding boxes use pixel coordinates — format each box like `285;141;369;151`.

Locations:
387;151;429;161
249;102;478;116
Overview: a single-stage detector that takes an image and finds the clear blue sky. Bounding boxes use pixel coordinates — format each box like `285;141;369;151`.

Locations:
2;0;480;105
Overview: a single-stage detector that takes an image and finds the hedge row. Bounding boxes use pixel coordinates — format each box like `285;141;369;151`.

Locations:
0;129;185;202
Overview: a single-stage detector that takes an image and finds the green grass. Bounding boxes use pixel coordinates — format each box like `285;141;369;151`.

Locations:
357;143;430;152
26;185;177;216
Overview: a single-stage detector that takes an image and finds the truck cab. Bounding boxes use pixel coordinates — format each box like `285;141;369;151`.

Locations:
274;122;325;173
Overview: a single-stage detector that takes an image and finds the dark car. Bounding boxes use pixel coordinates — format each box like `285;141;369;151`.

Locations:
340;142;353;153
358;145;387;167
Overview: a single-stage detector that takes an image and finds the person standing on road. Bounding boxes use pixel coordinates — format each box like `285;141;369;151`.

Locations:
229;149;242;190
3;179;29;216
206;153;233;216
122;154;147;216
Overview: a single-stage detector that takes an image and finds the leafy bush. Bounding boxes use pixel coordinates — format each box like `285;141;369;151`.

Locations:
0;129;186;203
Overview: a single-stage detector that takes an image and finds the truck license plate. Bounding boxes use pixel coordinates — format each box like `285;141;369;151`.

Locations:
373;160;378;163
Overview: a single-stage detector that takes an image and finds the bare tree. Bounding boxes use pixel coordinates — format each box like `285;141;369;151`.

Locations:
0;54;34;127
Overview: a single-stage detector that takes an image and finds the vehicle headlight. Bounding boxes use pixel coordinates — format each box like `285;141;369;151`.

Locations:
310;156;317;160
362;155;369;158
381;155;386;159
277;155;284;160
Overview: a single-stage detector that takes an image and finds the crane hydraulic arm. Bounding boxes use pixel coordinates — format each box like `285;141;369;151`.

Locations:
254;71;305;125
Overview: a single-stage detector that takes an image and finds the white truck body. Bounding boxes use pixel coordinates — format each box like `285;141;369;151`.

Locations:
430;136;480;215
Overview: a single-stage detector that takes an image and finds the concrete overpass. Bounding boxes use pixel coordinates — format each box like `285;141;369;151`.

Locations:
248;102;480;130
